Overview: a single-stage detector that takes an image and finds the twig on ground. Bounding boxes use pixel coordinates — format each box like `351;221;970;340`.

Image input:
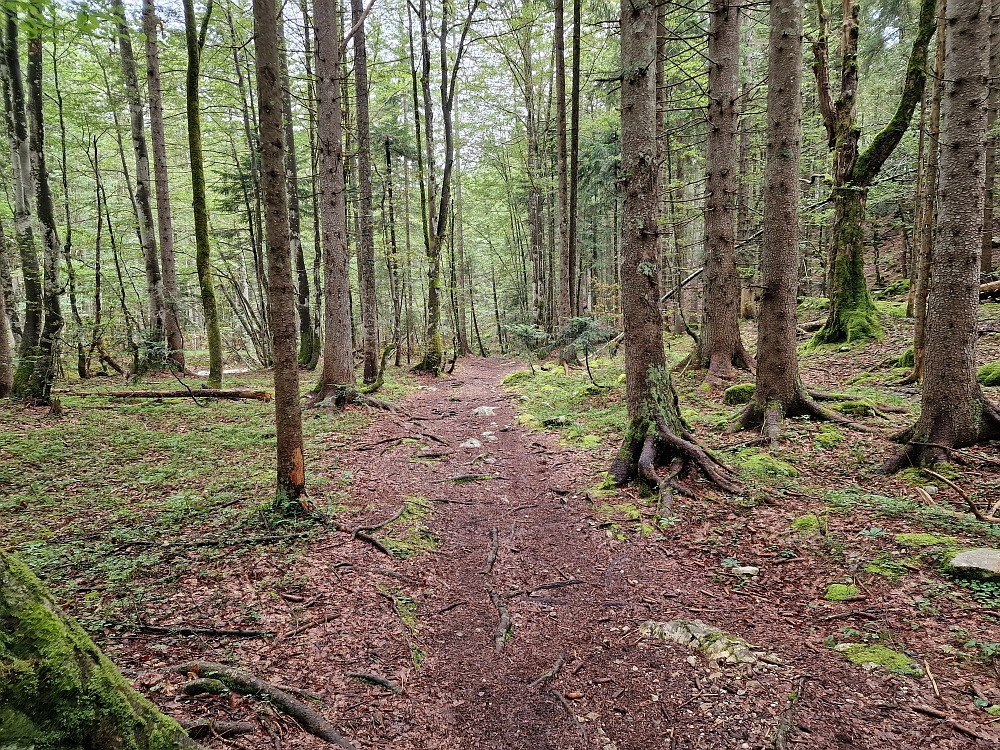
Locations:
172;661;355;749
551;689;588;744
924;660;941;698
355;503;410;533
284;616;331;639
429;601;468;616
125;532;312;548
434;473;507;483
912;704;997;742
529;652;567;690
344;672;402;694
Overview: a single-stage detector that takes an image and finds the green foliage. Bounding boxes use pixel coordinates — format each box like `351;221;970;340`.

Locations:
723;383;755;405
977;362;1000;386
955;580;1000;609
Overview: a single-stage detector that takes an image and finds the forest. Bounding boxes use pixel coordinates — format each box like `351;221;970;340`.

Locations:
2;0;1000;746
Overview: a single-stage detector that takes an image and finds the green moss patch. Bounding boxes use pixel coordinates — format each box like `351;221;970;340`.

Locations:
378;497;439;558
815;427;844;448
792;514;821;533
502;370;534;386
894;533;957;548
977;362;1000;386
735;449;798;478
836;644;922;675
832;399;877;418
824;583;860;601
864;554;908;581
723;383;755;405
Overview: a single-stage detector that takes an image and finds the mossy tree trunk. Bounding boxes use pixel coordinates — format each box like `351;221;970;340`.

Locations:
0;252;12;396
809;0;936;345
254;0;307;506
884;0;1000;472
695;0;753;385
182;0;224;389
0;552;200;749
611;0;740;495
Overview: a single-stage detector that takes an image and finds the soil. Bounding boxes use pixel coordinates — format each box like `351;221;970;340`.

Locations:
93;357;999;749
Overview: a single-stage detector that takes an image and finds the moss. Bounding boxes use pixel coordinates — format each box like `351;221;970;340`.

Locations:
792;514;821;533
824;583;860;601
894;533;957;548
895;347;914;368
0;552;194;749
838;644;922;675
502;370;533;386
977;362;1000;386
515;413;542;429
578;434;601;449
864;554;908;581
815;427;844;448
736;449;799;477
377;497;439;558
723;383;755;405
832;399;876;417
899;463;958;484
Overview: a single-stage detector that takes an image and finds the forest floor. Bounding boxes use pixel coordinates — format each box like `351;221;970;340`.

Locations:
3;297;1000;749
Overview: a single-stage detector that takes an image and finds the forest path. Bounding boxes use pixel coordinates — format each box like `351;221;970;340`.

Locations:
295;358;971;750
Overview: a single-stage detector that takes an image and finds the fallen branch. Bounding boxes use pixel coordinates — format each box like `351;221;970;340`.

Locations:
330;523;393;556
135;624;272;638
355;503;410;534
922;469;1000;523
551;689;588;744
65;389;272;401
529;652;567;690
511;579;585;598
434;473;506;483
344;672;402;694
912;704;996;742
172;661;355;749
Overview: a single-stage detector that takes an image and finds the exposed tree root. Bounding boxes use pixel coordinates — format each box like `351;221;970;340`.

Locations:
703;347;756;387
64;389;272;401
178;719;255;740
172;661;355;749
922;468;1000;523
344;672;402;694
485;582;512;653
310;383;399;413
882;400;1000;474
529;652;567;690
739;387;872;449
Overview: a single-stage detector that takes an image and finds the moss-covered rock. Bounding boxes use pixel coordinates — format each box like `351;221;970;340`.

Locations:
723;383;755;405
0;552;200;749
834;644;922;675
824;583;860;601
977;362;1000;386
894;347;914;368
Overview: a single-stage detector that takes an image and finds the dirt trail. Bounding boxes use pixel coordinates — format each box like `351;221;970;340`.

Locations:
145;358;986;749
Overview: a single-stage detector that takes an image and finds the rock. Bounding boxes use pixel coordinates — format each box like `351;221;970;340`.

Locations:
471;406;497;417
459;438;483;449
731;566;760;577
639;620;761;664
923;484;939;495
948;548;1000;581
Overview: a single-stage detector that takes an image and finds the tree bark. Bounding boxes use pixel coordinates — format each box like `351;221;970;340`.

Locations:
113;0;166;349
315;0;355;390
695;0;754;384
810;0;937;345
0;552;201;749
350;0;379;383
182;0;224;388
982;0;1000;273
568;0;582;317
1;11;42;393
254;0;306;505
554;0;571;323
611;0;740;495
884;0;1000;471
0;237;11;396
143;0;186;371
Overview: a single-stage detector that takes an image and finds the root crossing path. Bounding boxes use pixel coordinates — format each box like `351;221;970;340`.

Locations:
162;359;982;749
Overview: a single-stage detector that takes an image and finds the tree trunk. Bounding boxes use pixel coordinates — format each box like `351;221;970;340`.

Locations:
0;241;11;396
0;552;201;749
982;0;1000;273
113;0;166;350
611;0;740;496
23;35;63;404
695;0;753;384
454;129;470;356
182;0;224;388
810;0;937;345
350;0;379;383
384;137;403;365
254;0;306;506
315;0;355;390
143;0;186;372
905;0;947;384
300;0;323;371
554;0;571;323
568;0;581;316
1;11;42;393
0;216;21;345
277;14;314;368
884;0;1000;471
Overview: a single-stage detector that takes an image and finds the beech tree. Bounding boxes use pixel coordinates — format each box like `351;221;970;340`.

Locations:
884;0;1000;471
694;0;753;384
611;0;739;495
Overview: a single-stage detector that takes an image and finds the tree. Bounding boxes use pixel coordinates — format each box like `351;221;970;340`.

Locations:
254;0;306;505
182;0;224;388
314;0;355;393
554;0;570;322
809;0;936;345
113;0;166;353
694;0;753;384
351;0;379;383
883;0;1000;471
143;0;186;372
0;249;11;396
737;0;853;445
0;552;200;749
610;0;740;496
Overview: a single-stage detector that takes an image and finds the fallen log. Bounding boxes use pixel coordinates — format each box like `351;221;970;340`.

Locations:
63;389;273;401
980;279;1000;300
172;661;354;749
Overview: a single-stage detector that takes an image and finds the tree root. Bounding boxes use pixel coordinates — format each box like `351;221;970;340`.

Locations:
922;468;1000;523
529;652;567;690
485;583;512;653
172;662;354;748
739;387;872;447
344;672;402;694
310;383;399;413
482;527;499;575
178;719;255;740
359;344;396;394
882;400;1000;474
